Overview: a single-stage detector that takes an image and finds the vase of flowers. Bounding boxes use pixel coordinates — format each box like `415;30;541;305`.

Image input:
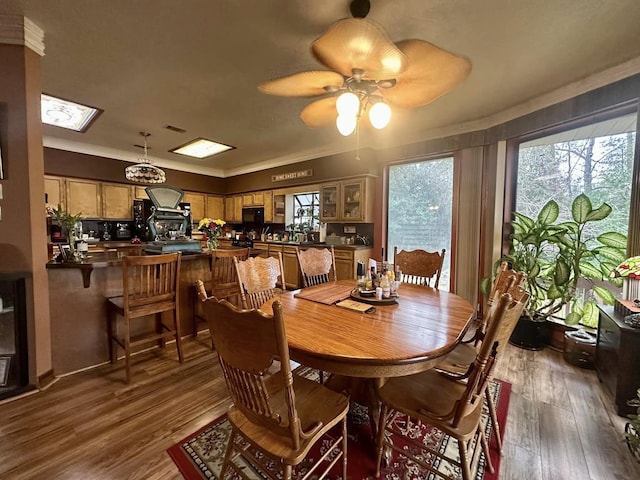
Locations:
198;217;225;250
52;204;83;262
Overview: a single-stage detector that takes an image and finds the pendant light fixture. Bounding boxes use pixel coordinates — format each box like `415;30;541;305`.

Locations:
125;132;166;184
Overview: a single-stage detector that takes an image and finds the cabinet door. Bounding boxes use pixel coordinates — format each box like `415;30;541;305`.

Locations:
273;194;285;223
320;183;339;222
242;194;254;206
183;192;206;222
263;191;273;222
224;197;234;222
66;179;101;218
206;195;224;220
133;186;149;199
233;195;243;222
282;246;300;289
334;249;355;280
44;176;65;212
102;183;133;219
253;191;264;206
341;179;365;221
252;241;269;258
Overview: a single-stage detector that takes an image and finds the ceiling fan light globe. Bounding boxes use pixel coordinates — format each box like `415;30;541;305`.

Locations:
336;92;360;116
369;101;391;129
336;114;357;136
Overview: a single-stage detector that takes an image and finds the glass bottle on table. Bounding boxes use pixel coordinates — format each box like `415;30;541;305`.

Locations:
380;272;391;298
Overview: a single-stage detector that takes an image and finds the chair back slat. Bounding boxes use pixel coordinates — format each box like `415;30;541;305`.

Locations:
453;289;529;426
203;297;302;448
211;248;249;303
234;253;285;309
297;246;337;288
122;253;180;315
393;247;446;289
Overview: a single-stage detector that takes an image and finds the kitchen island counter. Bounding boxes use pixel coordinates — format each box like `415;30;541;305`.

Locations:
46;247;243;375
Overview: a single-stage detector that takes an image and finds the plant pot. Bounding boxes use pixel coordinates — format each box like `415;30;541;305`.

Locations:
509;315;549;350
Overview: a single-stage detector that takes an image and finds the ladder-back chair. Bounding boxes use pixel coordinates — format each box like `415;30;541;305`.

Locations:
234;253;285;309
106;252;183;383
375;290;529;480
393;246;446;289
296;246;337;288
437;262;527;453
202;296;349;480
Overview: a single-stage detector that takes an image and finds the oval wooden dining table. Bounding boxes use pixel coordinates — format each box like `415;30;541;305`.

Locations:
260;280;476;379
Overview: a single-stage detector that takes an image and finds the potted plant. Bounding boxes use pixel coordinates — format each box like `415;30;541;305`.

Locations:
52;204;83;261
484;193;627;349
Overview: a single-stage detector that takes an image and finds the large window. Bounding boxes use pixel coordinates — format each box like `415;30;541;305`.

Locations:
387;157;454;290
516;113;636;245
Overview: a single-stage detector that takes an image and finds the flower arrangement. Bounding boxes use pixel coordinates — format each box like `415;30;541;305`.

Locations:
198;217;225;250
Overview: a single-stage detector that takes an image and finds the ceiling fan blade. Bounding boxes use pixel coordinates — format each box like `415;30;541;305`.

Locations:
312;18;408;80
300;97;338;128
258;71;344;97
382;40;472;108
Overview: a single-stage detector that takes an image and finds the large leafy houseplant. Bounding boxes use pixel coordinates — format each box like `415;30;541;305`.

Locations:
485;193;627;328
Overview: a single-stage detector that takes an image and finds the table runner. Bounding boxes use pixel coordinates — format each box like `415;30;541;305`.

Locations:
293;282;354;305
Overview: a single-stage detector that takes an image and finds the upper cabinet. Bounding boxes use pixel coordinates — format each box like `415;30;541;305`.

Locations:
320;177;375;223
206;194;224;220
273;194;285;223
263;190;273;222
44;176;65;212
224;195;243;223
66;179;101;218
102;182;133;219
182;192;206;222
320;183;339;222
133;186;149;199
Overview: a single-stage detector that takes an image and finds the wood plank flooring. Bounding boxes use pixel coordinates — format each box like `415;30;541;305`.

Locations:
1;336;639;479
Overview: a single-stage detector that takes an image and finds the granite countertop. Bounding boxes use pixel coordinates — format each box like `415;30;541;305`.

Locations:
256;240;372;250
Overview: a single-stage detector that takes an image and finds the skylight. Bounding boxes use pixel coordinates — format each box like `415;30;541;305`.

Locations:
41;94;101;132
170;138;234;159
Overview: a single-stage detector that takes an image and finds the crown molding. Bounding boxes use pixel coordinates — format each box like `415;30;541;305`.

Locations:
0;15;45;56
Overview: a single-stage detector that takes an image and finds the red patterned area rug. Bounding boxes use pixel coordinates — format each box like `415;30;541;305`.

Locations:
168;378;511;480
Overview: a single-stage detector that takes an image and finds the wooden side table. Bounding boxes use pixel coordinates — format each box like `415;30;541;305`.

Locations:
596;306;640;416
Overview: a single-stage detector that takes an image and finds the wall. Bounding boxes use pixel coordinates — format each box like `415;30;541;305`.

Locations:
0;43;52;383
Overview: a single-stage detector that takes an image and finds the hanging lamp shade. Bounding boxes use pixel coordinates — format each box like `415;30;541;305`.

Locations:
125;132;166;184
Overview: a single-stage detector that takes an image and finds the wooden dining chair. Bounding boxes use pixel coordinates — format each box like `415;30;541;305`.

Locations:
234;253;285;309
375;289;529;480
192;248;250;347
393;246;446;289
296;246;337;287
436;262;527;453
202;295;349;480
106;252;183;384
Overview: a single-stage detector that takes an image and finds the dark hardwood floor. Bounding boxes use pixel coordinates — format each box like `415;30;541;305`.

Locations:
1;335;638;479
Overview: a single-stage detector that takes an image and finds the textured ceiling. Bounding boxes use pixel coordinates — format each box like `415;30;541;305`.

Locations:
2;0;640;178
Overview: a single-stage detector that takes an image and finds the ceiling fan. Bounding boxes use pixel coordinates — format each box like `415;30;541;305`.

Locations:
258;0;472;136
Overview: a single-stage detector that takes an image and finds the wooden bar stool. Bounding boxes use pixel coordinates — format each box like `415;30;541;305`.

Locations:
106;252;183;383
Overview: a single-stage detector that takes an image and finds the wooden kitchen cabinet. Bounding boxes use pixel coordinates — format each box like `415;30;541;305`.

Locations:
281;245;300;290
320;183;339;222
273;194;285;223
252;241;269;258
333;247;374;280
44;176;65;212
183;192;206;222
65;179;101;218
242;193;254;206
206;195;224;220
133;186;149;199
233;195;243;222
319;177;375;223
263;190;273;222
101;182;133;219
